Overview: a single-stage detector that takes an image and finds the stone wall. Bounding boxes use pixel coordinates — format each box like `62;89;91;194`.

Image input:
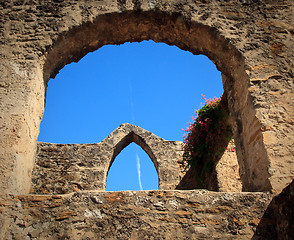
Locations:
31;123;241;194
0;0;293;198
255;179;294;240
0;0;293;239
32;123;184;193
2;190;272;240
216;151;242;192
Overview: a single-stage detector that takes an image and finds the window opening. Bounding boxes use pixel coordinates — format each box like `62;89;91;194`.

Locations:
38;40;223;144
106;142;158;191
38;40;227;191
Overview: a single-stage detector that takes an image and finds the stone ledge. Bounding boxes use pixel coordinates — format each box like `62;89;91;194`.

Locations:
4;190;273;239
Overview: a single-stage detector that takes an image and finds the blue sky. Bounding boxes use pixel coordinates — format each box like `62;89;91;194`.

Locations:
38;40;222;191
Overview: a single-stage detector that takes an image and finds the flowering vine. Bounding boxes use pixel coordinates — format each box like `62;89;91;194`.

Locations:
182;94;234;188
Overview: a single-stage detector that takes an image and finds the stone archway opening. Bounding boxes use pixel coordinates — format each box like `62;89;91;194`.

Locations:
40;11;272;192
108;131;159;175
106;130;160;191
106;141;159;191
39;39;226;191
39;40;223;144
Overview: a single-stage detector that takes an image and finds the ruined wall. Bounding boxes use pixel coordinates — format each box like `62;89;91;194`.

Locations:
255;179;294;240
0;0;293;239
216;151;242;192
3;190;272;240
31;123;241;194
0;0;293;198
32;123;184;193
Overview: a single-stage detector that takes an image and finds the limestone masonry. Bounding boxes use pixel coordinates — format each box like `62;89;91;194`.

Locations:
32;123;241;194
0;0;293;239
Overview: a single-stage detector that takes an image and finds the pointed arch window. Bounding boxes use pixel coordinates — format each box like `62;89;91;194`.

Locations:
106;131;159;191
106;142;158;191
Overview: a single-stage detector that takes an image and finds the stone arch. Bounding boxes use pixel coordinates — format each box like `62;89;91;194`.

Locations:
5;1;294;197
41;11;271;192
31;123;183;194
108;131;158;175
107;131;159;189
100;123;182;190
43;11;240;81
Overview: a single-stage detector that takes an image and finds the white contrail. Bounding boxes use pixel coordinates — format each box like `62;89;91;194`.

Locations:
136;150;143;191
128;76;143;190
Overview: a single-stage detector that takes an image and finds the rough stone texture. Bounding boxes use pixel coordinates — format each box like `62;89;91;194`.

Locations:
32;123;184;193
254;179;294;240
2;190;272;240
0;0;293;239
0;0;293;198
216;151;242;192
32;123;241;194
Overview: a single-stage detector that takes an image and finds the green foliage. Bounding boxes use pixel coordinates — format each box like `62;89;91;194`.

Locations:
183;94;233;188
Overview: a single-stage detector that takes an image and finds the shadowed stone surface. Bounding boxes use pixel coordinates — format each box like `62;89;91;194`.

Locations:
254;179;294;240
